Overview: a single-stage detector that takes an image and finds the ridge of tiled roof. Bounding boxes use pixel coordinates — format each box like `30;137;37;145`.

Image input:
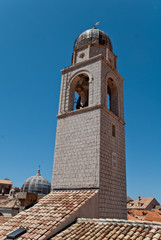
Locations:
0;190;97;240
52;218;161;240
127;196;133;202
77;218;161;226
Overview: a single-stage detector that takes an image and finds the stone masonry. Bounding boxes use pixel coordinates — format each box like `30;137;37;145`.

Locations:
52;28;127;219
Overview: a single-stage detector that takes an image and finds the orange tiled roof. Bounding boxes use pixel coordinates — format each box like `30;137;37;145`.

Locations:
52;218;161;240
127;213;140;221
144;211;161;222
127;196;133;203
128;209;161;223
0;216;12;224
0;190;97;240
127;197;159;210
0;179;12;185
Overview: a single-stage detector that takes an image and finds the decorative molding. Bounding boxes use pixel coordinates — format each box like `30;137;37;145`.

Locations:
57;104;125;125
61;54;124;82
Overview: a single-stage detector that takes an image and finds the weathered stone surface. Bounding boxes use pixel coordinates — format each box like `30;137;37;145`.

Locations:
52;39;126;219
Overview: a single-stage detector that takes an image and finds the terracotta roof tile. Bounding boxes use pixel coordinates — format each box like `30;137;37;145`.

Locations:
52;218;161;240
0;216;12;224
0;190;97;240
128;209;161;223
127;197;160;210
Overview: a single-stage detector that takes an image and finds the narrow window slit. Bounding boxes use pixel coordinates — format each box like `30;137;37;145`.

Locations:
112;124;116;137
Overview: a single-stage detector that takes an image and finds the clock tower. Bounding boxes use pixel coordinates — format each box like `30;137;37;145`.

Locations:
52;27;127;219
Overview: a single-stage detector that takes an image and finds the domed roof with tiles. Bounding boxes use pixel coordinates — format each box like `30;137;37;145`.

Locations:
20;169;51;195
74;28;113;51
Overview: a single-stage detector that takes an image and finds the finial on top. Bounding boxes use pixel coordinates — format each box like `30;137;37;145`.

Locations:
93;22;100;29
37;165;41;176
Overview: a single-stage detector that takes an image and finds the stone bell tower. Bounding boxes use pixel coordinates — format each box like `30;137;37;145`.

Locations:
52;27;127;219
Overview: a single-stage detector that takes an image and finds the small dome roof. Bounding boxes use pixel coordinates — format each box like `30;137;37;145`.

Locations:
74;28;113;51
21;169;51;195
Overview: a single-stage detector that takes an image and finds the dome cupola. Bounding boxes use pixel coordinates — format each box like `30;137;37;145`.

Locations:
21;169;51;195
71;27;116;70
74;28;113;51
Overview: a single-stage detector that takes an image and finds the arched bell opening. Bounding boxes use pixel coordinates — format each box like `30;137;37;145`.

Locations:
69;73;89;111
107;78;119;117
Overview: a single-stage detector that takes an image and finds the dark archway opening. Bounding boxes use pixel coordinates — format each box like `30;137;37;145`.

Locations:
107;78;118;116
73;74;89;110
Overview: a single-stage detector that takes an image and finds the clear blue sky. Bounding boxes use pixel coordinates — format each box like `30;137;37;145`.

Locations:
0;0;161;202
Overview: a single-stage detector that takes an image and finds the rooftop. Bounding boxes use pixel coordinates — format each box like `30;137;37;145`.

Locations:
51;218;161;240
128;209;161;223
0;180;12;185
127;197;160;210
0;190;97;240
0;216;12;225
74;28;113;51
1;190;161;239
0;197;20;209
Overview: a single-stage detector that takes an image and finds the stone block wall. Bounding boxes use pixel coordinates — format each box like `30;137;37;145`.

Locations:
75;47;89;64
59;57;102;114
101;60;124;121
53;51;126;219
99;108;127;219
90;46;106;59
52;105;127;219
52;108;101;189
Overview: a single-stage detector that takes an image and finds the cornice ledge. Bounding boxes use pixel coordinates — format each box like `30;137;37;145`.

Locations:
61;54;104;73
57;105;125;125
57;105;101;118
61;54;124;82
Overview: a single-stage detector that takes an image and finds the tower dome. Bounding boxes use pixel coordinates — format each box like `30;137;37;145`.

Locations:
74;28;113;51
21;169;51;195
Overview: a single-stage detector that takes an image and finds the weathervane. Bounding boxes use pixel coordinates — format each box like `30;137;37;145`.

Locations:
93;22;100;29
